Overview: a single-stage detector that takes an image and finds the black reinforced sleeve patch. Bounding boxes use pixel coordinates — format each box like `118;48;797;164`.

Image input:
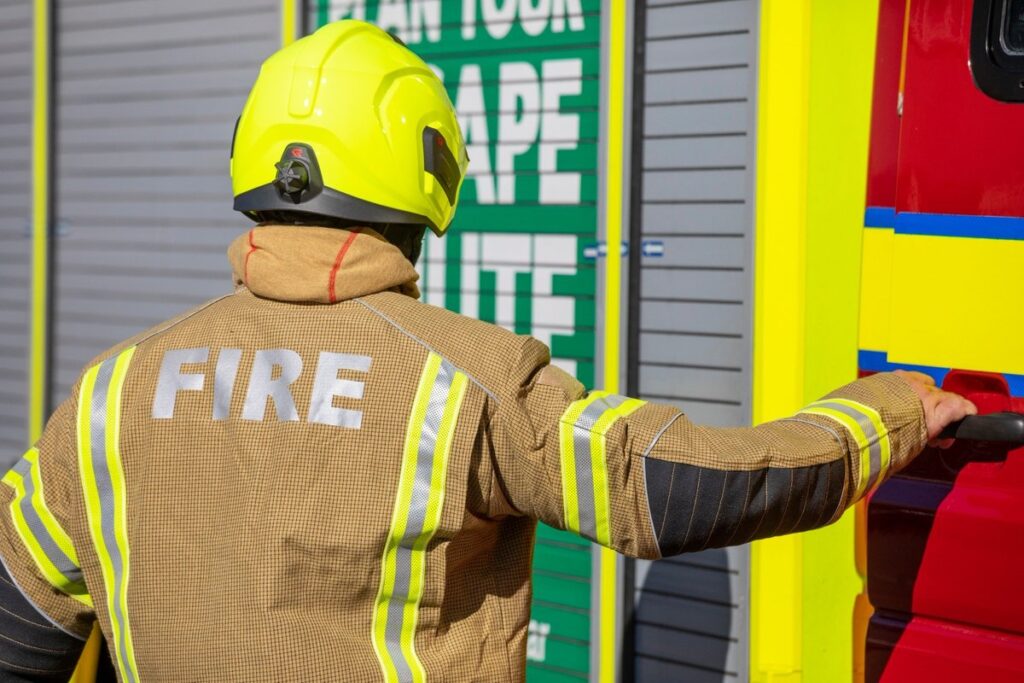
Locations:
645;457;846;557
0;562;85;682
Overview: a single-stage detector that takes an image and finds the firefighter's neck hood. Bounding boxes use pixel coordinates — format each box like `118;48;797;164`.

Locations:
227;225;420;304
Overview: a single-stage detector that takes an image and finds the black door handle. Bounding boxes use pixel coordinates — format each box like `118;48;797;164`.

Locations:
939;412;1024;443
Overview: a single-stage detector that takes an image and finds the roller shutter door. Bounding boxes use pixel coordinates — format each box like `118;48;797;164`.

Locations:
50;0;280;403
0;1;34;463
626;0;759;680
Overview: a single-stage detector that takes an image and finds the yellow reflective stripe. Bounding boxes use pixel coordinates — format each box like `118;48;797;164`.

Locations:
821;398;892;479
559;392;646;544
558;392;609;534
372;353;436;682
588;398;645;546
23;450;78;567
372;353;467;683
108;349;140;679
801;406;872;497
78;347;140;683
400;372;468;679
1;450;91;607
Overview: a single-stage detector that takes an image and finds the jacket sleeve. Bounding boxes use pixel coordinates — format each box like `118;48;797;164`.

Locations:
486;337;927;559
0;393;95;641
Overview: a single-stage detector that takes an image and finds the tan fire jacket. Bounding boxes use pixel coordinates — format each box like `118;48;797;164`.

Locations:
0;226;926;682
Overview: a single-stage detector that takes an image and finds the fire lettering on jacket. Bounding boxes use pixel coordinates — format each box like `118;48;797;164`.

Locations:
151;347;371;428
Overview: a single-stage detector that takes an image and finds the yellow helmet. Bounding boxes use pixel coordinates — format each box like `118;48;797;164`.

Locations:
231;20;467;235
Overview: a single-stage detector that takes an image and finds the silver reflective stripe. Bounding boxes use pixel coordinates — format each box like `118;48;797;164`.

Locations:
89;357;137;683
384;358;457;683
814;400;883;491
572;394;627;541
212;348;242;421
12;458;84;590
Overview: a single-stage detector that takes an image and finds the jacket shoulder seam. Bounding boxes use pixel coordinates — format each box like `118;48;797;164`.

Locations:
85;293;234;371
353;297;499;402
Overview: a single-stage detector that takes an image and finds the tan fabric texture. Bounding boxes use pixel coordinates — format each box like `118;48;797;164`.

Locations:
0;226;928;681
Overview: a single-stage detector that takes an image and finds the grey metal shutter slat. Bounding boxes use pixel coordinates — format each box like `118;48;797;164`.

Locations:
61;68;259;99
60;37;271;75
60;174;232;196
640;301;746;335
60;94;250;123
644;170;748;202
638;365;745;403
647;2;753;38
59;9;276;51
641;236;747;269
630;0;757;680
51;0;278;407
643;137;749;170
641;270;747;300
646;34;754;72
51;224;241;245
59;0;259;26
645;68;750;103
57;120;235;146
640;333;747;368
645;102;749;137
641;203;748;235
0;1;32;459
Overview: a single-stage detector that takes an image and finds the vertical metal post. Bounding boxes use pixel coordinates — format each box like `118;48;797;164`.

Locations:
29;0;54;441
281;0;299;46
620;0;648;679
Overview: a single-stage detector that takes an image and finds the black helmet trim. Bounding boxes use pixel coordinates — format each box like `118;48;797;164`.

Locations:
234;141;439;230
422;127;461;205
234;183;435;230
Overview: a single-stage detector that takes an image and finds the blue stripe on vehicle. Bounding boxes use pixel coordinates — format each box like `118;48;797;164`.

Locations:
895;212;1024;240
858;349;1024;396
864;207;896;228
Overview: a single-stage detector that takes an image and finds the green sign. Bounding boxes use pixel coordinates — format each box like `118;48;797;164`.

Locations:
313;2;600;680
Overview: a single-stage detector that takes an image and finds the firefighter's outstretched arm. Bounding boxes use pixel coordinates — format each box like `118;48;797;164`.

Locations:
0;397;95;680
487;338;973;559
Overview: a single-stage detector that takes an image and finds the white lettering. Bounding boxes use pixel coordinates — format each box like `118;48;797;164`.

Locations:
309;352;371;429
409;0;441;43
242;349;303;422
551;0;584;33
455;64;496;204
376;0;409;42
526;619;551;662
461;0;477;39
539;59;582;203
497;62;540;203
519;0;552;36
152;348;209;419
212;348;242;421
481;0;517;40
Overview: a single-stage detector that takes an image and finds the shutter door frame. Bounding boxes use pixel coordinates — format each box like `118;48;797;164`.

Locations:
0;0;42;461
624;1;760;681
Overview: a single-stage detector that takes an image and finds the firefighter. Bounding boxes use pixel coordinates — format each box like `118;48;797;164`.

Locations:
0;20;974;682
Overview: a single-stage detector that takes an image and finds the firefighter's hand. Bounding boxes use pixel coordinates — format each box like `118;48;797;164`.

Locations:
892;370;977;447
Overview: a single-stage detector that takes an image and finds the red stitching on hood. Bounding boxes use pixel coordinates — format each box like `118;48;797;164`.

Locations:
243;229;259;286
327;230;361;303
